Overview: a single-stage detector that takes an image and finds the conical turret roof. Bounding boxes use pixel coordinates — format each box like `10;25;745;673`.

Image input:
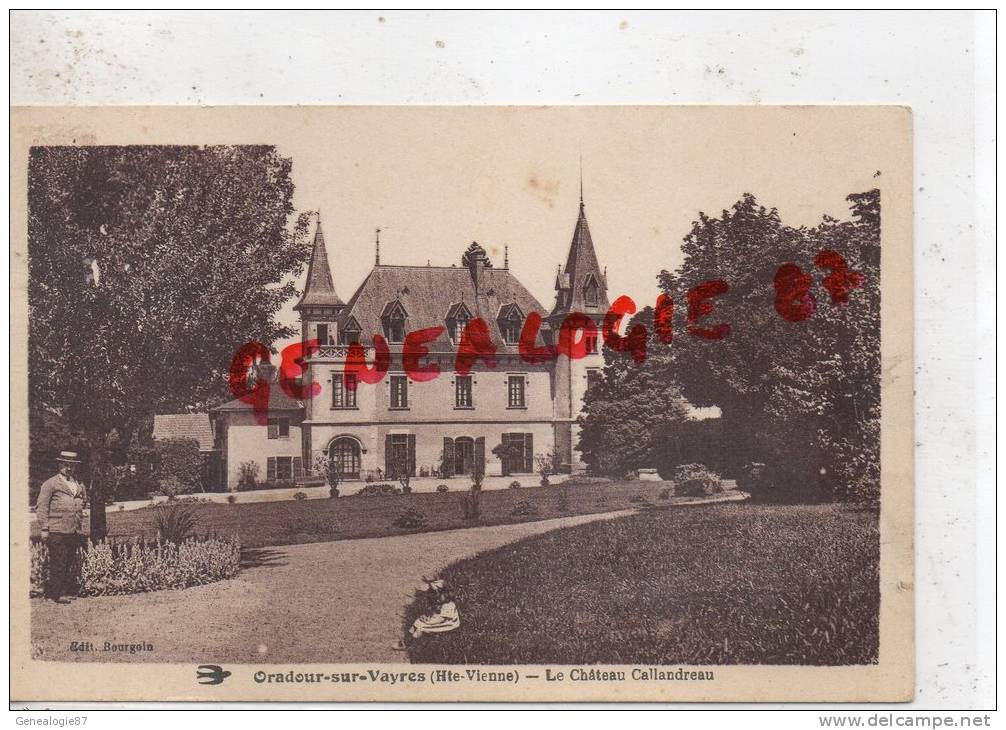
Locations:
294;219;344;310
550;200;609;317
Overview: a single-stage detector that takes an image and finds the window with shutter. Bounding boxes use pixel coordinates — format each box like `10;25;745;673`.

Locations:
293;457;304;478
407;434;416;477
267;457;277;481
267;419;279;439
442;437;455;478
474;437;485;478
523;433;534;473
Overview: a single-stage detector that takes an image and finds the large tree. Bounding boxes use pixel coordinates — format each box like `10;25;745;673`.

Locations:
28;146;312;536
579;190;880;502
656;191;880;501
576;307;691;477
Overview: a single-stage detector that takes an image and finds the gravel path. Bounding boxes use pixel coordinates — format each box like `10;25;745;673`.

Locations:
30;510;633;664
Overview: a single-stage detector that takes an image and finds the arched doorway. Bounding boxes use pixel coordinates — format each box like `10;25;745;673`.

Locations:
328;437;361;480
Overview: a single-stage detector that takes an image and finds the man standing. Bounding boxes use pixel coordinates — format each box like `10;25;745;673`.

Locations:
36;450;87;604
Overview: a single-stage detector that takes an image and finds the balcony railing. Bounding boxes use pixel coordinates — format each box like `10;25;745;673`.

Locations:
310;345;356;359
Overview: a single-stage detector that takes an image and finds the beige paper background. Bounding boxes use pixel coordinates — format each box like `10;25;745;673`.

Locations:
9;105;914;702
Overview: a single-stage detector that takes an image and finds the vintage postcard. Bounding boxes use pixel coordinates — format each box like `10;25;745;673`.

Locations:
10;106;913;702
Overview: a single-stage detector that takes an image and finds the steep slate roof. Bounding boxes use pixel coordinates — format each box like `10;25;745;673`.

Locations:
294;220;344;310
550;201;610;317
152;413;216;452
337;262;549;353
211;386;305;413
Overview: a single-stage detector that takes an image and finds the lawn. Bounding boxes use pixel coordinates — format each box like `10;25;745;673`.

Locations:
404;503;879;666
33;480;723;549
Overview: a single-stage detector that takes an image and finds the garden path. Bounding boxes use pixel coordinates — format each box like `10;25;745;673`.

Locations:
30;492;748;665
30;510;633;664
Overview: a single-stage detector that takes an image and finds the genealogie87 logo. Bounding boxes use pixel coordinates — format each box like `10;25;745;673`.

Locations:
229;249;863;424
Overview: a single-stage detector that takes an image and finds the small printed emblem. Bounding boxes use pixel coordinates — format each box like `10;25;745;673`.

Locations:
196;665;231;685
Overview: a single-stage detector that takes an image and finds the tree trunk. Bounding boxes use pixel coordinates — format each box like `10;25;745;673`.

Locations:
87;431;108;542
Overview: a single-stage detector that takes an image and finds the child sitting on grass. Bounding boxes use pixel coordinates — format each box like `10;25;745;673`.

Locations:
395;577;460;650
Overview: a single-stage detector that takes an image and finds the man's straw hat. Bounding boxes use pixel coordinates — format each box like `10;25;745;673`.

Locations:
56;450;82;463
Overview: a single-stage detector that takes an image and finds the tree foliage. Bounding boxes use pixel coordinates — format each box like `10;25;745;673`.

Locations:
28;145;312;534
576;307;691;477
579;190;881;502
155;438;203;497
656;190;881;501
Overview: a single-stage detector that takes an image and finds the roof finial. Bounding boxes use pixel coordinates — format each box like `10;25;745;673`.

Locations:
375;227;381;266
504;244;509;269
579;151;584;210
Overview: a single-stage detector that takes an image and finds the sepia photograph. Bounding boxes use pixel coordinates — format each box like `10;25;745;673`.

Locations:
11;105;913;703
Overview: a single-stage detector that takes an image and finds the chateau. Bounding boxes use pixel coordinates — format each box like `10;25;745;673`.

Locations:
210;197;609;490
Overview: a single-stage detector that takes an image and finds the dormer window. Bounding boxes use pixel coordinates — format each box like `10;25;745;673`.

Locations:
453;312;470;342
584;275;600;308
381;301;408;344
497;304;524;345
339;316;362;346
445;302;474;344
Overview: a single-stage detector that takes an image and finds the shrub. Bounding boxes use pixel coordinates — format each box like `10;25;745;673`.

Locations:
155;438;202;496
30;540;55;597
459;459;487;522
509;480;521;489
80;537;241;595
357;483;397;497
174;496;212;504
392;508;429;529
436;484;450;494
313;454;342;494
158;476;189;500
658;487;672;501
263;479;297;491
226;494;238;504
510;499;539;517
237;461;259;491
329;486;339;498
535;448;561;486
153;503;200;544
672;463;723;497
31;536;240;596
114;470;158;502
294;491;308;501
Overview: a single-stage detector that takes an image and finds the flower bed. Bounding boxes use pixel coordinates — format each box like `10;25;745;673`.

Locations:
30;536;241;597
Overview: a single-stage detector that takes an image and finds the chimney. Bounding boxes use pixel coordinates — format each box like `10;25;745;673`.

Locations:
253;360;278;385
462;241;490;291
